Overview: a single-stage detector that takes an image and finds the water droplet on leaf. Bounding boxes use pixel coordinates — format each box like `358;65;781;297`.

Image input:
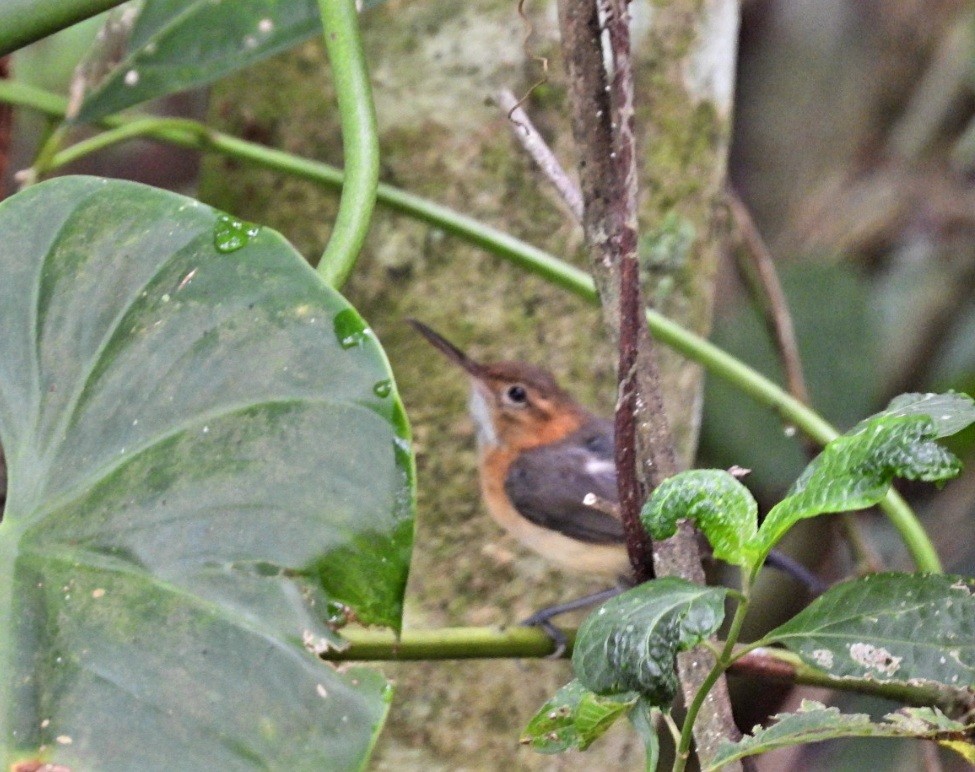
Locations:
213;213;261;253
373;379;392;398
324;600;349;627
333;309;367;349
393;436;412;470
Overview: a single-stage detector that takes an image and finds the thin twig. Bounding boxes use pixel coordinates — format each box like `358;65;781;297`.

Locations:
513;0;554;136
729;189;885;576
497;88;583;222
728;190;811;406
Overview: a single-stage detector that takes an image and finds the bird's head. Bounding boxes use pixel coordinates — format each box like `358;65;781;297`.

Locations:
409;320;587;451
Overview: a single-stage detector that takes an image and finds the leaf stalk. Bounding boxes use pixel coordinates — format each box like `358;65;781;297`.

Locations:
315;0;380;289
673;576;751;772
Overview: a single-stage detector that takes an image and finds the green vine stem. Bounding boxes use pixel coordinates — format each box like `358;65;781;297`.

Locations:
0;82;596;299
321;625;972;714
0;80;941;573
0;0;129;57
331;625;568;660
46;118;205;171
315;0;379;289
17;124;70;187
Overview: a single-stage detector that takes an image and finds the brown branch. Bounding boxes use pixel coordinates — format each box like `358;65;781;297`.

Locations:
557;0;656;583
556;0;741;765
497;88;584;222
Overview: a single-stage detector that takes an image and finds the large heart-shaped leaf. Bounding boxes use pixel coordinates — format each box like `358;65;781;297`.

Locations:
76;0;389;123
0;176;413;769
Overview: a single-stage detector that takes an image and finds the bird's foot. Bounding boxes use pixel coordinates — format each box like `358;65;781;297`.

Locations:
521;612;569;659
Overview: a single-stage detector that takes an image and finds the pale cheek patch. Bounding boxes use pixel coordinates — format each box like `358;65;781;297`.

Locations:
468;388;498;447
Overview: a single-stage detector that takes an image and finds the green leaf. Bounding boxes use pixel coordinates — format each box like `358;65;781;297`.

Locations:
874;392;975;438
640;470;758;568
521;680;638;754
755;412;964;557
0;176;413;769
572;578;728;705
75;0;388;123
765;574;975;687
707;700;975;770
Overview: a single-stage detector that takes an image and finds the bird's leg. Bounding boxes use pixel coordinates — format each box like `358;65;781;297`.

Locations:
521;585;627;658
520;555;823;658
765;550;828;595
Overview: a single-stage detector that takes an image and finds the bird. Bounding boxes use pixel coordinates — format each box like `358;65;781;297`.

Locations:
408;320;824;640
409;320;631;580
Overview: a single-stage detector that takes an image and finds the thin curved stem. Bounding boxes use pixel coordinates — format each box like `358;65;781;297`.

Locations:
0;81;597;299
315;0;379;289
673;581;751;772
0;0;128;58
646;311;941;572
0;80;942;573
20;124;69;187
47;117;208;169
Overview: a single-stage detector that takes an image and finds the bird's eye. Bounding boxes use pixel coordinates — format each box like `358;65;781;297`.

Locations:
503;384;529;406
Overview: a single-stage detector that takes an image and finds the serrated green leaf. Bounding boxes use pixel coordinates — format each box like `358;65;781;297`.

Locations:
640;470;758;567
755;414;962;556
0;176;413;769
521;680;638;754
707;699;975;770
764;574;975;687
75;0;389;123
572;578;728;705
873;392;975;438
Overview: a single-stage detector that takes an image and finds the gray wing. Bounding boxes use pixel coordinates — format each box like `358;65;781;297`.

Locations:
504;419;624;545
